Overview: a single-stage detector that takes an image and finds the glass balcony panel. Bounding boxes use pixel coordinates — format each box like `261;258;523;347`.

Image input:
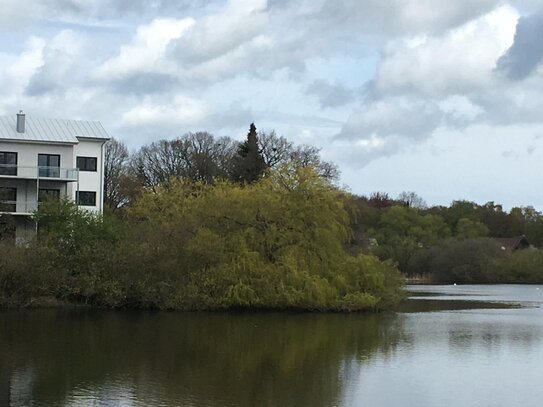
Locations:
0;164;17;176
39;166;61;178
0;166;78;180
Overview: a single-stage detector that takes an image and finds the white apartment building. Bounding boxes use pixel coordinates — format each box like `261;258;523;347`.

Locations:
0;112;109;242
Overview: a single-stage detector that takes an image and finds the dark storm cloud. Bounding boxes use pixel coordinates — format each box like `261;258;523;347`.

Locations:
497;13;543;80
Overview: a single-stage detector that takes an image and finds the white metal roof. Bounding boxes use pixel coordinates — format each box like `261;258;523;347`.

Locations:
0;115;110;144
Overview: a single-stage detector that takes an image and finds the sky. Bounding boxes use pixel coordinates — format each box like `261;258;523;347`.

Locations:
1;0;543;209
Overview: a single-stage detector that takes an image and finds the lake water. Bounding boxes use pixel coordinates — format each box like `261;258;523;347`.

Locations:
1;285;543;407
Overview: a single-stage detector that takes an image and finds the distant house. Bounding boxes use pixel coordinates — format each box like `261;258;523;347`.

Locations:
494;235;530;251
0;111;109;243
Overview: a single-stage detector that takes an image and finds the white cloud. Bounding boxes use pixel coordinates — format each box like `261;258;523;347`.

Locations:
0;0;203;28
0;0;43;27
439;95;484;124
374;5;519;96
332;5;530;162
26;30;87;95
475;76;543;125
305;79;356;108
0;37;45;110
171;0;268;64
167;0;294;82
338;96;443;141
121;96;207;126
94;0;278;85
316;0;502;36
95;18;195;80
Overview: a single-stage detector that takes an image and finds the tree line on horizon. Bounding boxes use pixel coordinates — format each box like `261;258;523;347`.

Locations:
103;123;339;211
347;191;543;283
101;123;543;285
2;123;543;311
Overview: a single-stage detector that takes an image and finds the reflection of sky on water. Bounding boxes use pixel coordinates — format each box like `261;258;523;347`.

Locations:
341;285;543;407
1;285;543;407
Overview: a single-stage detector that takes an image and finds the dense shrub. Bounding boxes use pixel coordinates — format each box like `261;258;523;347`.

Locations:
493;249;543;283
0;167;404;311
407;237;543;284
371;206;451;273
407;238;505;283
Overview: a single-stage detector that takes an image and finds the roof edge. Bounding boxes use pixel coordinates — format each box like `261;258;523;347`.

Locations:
0;137;78;145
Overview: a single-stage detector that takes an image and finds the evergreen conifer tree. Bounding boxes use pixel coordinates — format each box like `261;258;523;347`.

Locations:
231;123;266;183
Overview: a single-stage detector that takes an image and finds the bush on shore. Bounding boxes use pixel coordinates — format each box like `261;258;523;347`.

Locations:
493;249;543;283
407;237;543;284
0;166;404;311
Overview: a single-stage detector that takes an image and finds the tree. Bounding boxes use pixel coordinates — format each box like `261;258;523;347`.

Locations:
408;238;504;283
520;206;543;246
131;132;236;187
289;144;339;182
129;164;403;310
368;192;393;209
258;130;339;182
258;130;293;168
231;123;266;184
397;191;427;209
181;132;237;183
374;206;450;273
104;138;130;210
455;218;489;239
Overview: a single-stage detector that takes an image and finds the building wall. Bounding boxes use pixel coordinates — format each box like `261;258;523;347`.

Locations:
0;138;106;213
0;140;74;176
72;138;105;212
0;131;107;245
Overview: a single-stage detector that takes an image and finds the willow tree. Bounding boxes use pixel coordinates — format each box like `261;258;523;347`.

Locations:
129;164;403;311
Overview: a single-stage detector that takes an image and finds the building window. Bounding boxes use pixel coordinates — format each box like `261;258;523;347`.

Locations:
0;152;17;176
0;187;16;212
76;156;97;172
38;189;60;203
38;154;60;178
77;191;96;206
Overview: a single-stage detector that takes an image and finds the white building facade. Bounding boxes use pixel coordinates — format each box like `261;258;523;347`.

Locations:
0;112;109;242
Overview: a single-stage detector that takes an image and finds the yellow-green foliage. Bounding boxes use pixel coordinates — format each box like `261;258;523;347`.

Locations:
0;166;403;311
124;165;403;311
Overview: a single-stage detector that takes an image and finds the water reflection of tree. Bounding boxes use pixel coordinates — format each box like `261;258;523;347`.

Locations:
0;311;403;407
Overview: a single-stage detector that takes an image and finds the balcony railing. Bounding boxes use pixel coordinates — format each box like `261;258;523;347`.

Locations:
0;165;78;181
0;200;38;214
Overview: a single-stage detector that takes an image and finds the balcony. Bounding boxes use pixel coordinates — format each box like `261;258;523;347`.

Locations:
0;165;78;181
0;200;38;215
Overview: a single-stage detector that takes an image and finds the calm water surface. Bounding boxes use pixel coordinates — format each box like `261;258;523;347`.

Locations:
1;285;543;406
